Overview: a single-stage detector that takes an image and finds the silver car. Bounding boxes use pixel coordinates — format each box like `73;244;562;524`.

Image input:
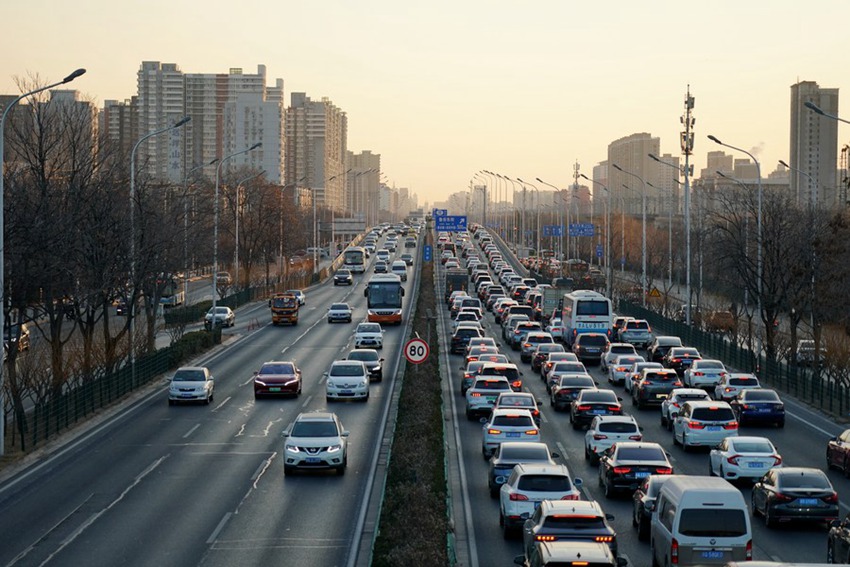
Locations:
283;412;349;475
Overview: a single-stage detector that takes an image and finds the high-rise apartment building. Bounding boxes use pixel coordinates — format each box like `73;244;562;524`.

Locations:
607;133;662;215
136;61;186;183
285;93;348;212
101;98;138;163
790;81;839;207
346;150;381;224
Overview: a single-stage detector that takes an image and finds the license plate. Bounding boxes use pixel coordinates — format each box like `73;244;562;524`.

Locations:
798;498;819;505
591;409;605;414
506;432;520;438
757;408;771;412
707;426;721;431
747;462;765;468
701;551;724;560
181;393;193;397
270;387;281;392
682;360;692;365
306;458;320;464
635;472;650;478
656;394;668;399
341;389;353;394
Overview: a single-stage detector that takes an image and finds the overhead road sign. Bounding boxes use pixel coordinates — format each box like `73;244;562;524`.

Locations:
432;208;448;217
435;215;468;232
569;223;595;237
543;225;564;237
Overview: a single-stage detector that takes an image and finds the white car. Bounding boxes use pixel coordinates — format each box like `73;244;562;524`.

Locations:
481;408;540;459
540;352;580;381
601;343;638;373
659;388;711;429
583;415;642;464
452;312;483;333
354;322;384;349
168;366;215;405
708;436;782;481
607;355;645;386
499;463;582;536
390;260;408;281
713;373;761;402
205;306;235;327
327;302;353;323
285;289;306;305
376;249;391;262
465;376;512;420
682;359;728;389
324;360;370;401
672;400;738;451
283;412;349;475
545;317;566;342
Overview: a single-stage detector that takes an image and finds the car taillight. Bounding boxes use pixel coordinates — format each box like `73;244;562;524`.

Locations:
724;422;739;430
824;492;839;504
628;434;643;441
535;535;556;541
510;493;529;501
672;358;681;363
656;467;673;474
671;402;681;408
595;535;614;543
724;387;733;392
693;372;704;377
470;392;481;397
561;493;580;501
642;381;652;386
577;405;592;411
746;540;752;560
773;492;794;502
687;422;705;429
671;538;679;564
512;380;522;388
523;343;531;348
612;466;632;474
526;429;540;435
488;429;501;435
673;381;682;387
726;455;741;465
773;456;782;466
593;434;608;440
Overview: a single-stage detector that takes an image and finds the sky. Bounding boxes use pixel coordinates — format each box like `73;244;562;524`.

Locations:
3;0;850;206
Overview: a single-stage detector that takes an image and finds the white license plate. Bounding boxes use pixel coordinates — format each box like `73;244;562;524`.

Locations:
656;394;668;399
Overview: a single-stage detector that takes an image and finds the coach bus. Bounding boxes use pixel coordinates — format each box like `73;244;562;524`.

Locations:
364;274;404;324
560;290;613;346
343;246;367;274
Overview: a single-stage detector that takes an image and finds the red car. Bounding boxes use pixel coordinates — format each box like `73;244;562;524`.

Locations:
253;361;302;398
827;428;850;474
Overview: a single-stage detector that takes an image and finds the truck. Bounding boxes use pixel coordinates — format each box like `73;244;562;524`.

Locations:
270;293;299;325
444;268;469;302
539;288;563;324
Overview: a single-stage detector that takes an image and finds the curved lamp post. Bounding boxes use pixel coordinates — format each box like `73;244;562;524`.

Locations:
580;174;612;297
0;68;86;456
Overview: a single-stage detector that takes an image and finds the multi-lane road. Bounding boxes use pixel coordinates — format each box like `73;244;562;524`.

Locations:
0;235;417;567
443;233;849;566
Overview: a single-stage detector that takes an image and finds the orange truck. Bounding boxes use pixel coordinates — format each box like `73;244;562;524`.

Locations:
270;293;299;325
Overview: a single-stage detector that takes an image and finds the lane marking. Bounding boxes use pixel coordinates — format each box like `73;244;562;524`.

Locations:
212;396;231;411
206;512;232;544
183;424;201;438
7;497;92;566
301;394;313;408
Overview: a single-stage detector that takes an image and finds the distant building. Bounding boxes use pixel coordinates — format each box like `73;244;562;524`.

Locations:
790;80;839;207
607;133;662;215
346;150;381;224
136;61;187;183
100;97;138;163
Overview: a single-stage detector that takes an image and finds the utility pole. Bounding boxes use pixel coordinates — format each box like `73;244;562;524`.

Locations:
681;86;695;326
573;160;580;260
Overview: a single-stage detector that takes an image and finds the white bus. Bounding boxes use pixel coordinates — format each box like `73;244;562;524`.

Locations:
559;290;613;346
343;246;367;274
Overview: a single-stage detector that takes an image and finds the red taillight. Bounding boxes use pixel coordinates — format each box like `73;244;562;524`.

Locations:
671;538;679;564
724;422;739;430
642;381;653;386
656;467;674;475
593;434;608;440
672;358;681;363
510;492;529;501
746;540;752;560
595;535;614;543
724;387;733;392
628;434;643;441
525;429;540;436
773;456;783;466
535;535;555;542
471;392;481;397
673;381;683;387
561;493;580;501
671;402;681;408
694;372;704;377
616;366;626;372
824;492;839;504
613;466;632;474
726;455;741;465
773;492;794;503
577;405;592;411
512;380;522;388
687;421;705;429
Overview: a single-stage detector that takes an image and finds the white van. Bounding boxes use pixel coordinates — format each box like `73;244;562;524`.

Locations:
390;260;408;282
651;476;752;566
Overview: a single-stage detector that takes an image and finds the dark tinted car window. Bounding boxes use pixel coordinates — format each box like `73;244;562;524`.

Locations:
578;335;608;347
291;421;338;437
576;301;609;316
499;445;550;461
691;407;735;421
745;390;781;402
517;474;572;492
260;363;295;374
678;509;747;537
730;377;758;385
626;321;650;330
598;421;638;433
476;380;511;391
581;391;618;403
616;447;666;461
492;415;535;427
778;471;831;489
542;515;606;529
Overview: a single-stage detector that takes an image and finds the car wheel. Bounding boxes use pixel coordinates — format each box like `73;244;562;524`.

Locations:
672;430;681;447
603;476;614;499
638;516;650;541
660;414;667;427
466;409;475;421
843;458;850;479
764;505;776;528
681;434;690;452
827;541;835;564
708;461;715;476
326;396;334;403
631;394;637;406
776;419;785;428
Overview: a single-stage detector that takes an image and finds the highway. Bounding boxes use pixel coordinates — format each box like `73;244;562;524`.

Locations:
0;234;417;567
443;232;849;566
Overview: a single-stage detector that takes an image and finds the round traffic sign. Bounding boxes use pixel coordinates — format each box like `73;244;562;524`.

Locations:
404;338;430;364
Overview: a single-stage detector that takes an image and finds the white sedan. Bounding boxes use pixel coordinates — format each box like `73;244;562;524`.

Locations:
168;366;215;405
709;436;782;482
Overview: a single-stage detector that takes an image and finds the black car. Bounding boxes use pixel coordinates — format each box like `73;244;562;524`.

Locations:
334;269;353;286
828;513;850;564
451;326;484;354
632;369;682;409
729;388;786;428
647;336;683;363
487;441;557;497
550;375;597;412
570;389;623;430
346;349;384;382
751;467;839;527
598;442;673;498
662;347;702;375
632;474;676;541
521;500;618;559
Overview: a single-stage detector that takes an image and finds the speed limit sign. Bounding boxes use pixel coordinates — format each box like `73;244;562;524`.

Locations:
404;338;430;364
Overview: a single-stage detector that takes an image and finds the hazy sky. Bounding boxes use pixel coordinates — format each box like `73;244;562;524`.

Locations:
3;0;849;205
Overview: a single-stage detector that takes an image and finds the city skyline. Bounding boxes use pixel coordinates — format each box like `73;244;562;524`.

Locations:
3;0;849;204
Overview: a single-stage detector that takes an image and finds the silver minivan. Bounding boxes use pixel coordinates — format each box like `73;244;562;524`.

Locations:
651;476;752;565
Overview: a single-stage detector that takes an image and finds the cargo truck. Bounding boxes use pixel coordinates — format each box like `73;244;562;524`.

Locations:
444;268;469;302
539;288;563;324
270;293;299;325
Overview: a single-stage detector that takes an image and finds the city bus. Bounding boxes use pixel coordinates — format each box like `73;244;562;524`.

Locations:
343;246;367;274
364;273;404;324
559;290;613;346
158;274;185;307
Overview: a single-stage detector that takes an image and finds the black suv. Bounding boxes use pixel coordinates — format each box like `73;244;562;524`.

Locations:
451;326;484;354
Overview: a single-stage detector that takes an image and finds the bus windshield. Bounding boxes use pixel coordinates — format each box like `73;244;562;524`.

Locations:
368;283;402;309
344;249;364;265
576;300;609;317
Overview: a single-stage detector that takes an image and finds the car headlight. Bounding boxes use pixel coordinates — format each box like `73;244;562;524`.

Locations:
361;379;369;387
254;379;267;386
285;444;300;453
169;386;179;394
327;444;342;452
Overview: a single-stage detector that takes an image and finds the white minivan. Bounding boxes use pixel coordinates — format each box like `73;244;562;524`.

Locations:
390;260;408;282
651;476;752;566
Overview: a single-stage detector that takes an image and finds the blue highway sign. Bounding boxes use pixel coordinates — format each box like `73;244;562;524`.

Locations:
423;244;433;262
569;223;595;237
435;215;467;231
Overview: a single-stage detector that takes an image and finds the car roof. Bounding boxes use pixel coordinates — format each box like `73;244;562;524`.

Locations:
591;415;638;425
295;411;335;422
491;407;533;417
540;499;603;515
514;463;571;475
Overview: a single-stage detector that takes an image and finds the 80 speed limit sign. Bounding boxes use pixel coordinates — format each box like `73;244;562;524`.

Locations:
404;338;430;364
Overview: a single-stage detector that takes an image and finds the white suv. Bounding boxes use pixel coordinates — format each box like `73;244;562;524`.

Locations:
499;463;582;536
354;322;384;349
283;412;349;475
672;400;738;451
584;415;642;464
481;408;540;459
324;360;370;402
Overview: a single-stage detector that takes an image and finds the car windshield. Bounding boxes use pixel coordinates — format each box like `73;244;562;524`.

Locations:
575;300;609;317
611;345;635;353
173;369;206;382
330;304;349;310
554;363;586;373
745;390;781;402
560;377;595;388
626;321;650;330
475;380;511;391
517;475;572;492
698;361;724;369
492;415;534;427
337;270;351;276
691;407;735;421
678;509;748;537
778;472;831;489
498;396;534;408
598;421;638;433
259;363;295;374
731;440;774;453
646;372;677;382
658;337;681;346
617;447;666;461
499;445;550;461
578;335;607;347
581;391;618;403
358;324;381;333
542;515;606;529
330;364;364;376
291;421;339;437
348;351;378;362
674;348;700;356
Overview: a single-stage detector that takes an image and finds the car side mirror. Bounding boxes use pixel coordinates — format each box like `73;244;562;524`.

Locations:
550;452;560;459
253;371;259;376
380;358;385;362
638;426;645;431
573;477;583;488
323;372;329;377
209;376;215;381
616;558;628;567
341;430;350;437
363;289;368;297
519;371;524;376
617;396;623;401
605;513;615;521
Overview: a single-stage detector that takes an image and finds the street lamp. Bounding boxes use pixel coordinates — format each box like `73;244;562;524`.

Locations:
184;158;219;303
129;114;190;384
708;135;762;320
517;178;541;260
279;176;307;282
580;174;612;297
649;152;692;325
0;67;86;457
213;143;262;319
536;177;566;265
612;163;648;307
233;169;266;291
717;171;754;317
804;101;850;125
647;181;673;289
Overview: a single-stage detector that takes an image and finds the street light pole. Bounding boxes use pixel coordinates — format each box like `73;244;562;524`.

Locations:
581;174;612;298
0;67;86;456
213;143;262;320
612;163;648;307
518;179;541;260
647;181;673;289
184;158;218;304
233;169;266;291
708;135;762;320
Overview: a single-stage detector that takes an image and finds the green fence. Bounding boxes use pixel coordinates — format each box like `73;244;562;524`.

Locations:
617;299;850;419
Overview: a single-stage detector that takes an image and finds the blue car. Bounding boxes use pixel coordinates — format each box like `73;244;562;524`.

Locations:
730;388;785;427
